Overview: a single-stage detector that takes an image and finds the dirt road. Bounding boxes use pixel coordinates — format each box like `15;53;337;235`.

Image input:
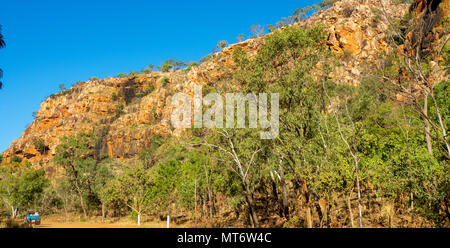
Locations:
34;216;188;228
35;221;172;228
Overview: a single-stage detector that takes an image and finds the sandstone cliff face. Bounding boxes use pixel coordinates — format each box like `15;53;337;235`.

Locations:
1;0;447;169
300;0;409;85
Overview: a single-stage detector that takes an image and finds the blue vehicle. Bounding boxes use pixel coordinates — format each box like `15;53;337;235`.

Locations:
24;211;41;226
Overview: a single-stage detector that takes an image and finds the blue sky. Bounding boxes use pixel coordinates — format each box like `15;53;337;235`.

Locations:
0;0;319;152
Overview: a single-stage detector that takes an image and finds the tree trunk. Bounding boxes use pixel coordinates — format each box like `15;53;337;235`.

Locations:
291;178;300;214
313;195;324;227
355;159;363;228
137;213;141;225
301;181;313;228
71;166;87;219
74;181;87;219
326;199;332;228
306;206;313;228
11;206;17;218
410;192;415;226
101;202;105;223
243;183;259;228
423;93;433;155
64;204;68;222
347;195;354;228
194;178;197;226
269;171;278;203
207;186;215;226
279;166;289;219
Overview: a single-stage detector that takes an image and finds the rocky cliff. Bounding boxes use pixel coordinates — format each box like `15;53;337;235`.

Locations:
2;0;447;171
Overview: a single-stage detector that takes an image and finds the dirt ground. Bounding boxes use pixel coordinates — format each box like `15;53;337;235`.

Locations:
33;214;189;228
36;222;170;228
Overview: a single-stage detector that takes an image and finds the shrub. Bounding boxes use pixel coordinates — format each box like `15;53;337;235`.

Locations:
115;104;124;118
111;93;119;101
147;85;155;94
161;77;169;86
115;73;128;78
141;64;154;74
72;81;85;87
11;156;22;163
216;40;228;51
89;77;100;81
33;139;47;154
159;59;186;72
283;217;305;228
161;63;173;72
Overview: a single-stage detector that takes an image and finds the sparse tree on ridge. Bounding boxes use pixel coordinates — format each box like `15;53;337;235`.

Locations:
237;34;245;42
59;84;66;92
249;24;265;38
216;40;228;51
0;24;5;89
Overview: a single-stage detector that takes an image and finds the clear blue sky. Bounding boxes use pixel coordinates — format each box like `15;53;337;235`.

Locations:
0;0;319;153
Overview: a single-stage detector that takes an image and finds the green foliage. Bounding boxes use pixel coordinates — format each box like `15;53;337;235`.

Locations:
161;77;169;86
139;135;165;168
53;133;101;214
111;92;119;101
355;100;448;222
216;40;228;51
116;73;128;78
146;85;155;94
443;44;450;69
49;87;76;100
147;140;218;212
116;71;139;78
231;24;348;224
88;77;100;81
283;217;305;228
93;159;114;205
11;156;22;164
115;104;124;118
33;139;47;154
140;64;155;74
103;165;153;216
0;167;49;213
229;20;449;226
432;80;449;129
158;59;187;72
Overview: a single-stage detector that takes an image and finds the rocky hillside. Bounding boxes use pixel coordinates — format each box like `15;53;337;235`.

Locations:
1;0;447;172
